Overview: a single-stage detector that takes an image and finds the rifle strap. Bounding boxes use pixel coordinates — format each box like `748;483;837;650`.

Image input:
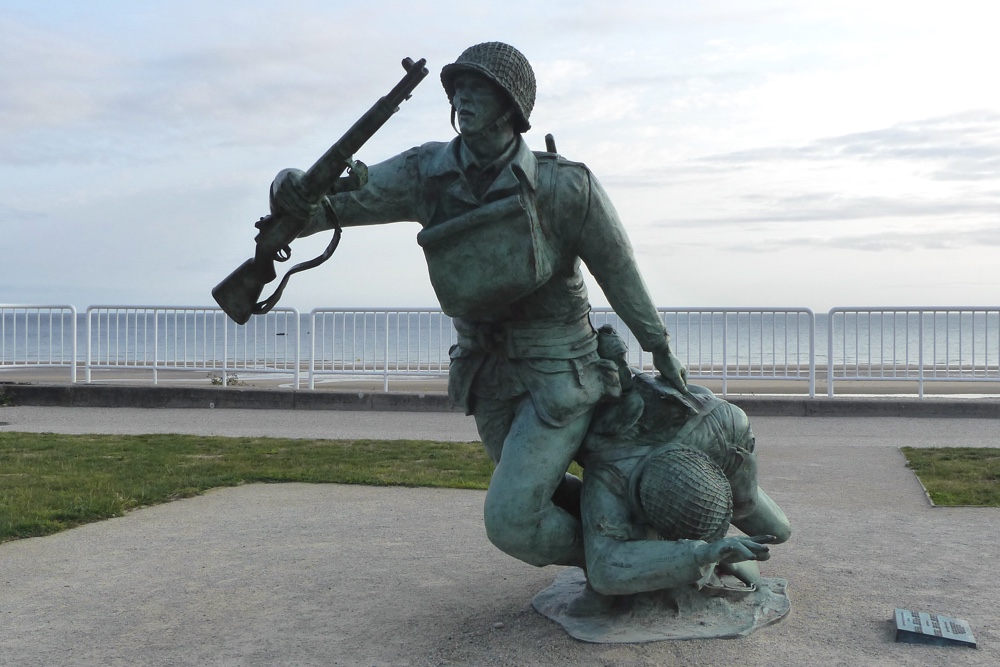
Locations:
253;217;343;316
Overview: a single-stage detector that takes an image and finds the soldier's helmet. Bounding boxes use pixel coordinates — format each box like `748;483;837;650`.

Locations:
440;42;536;133
635;447;734;542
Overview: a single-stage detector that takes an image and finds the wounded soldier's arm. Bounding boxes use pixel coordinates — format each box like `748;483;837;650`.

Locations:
581;468;712;595
582;467;773;596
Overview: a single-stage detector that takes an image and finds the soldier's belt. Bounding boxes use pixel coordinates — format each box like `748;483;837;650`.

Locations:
453;313;598;359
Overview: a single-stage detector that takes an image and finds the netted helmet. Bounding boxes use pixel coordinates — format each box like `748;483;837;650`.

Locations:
636;447;734;542
441;42;536;133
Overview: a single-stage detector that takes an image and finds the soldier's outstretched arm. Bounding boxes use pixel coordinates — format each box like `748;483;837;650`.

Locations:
271;148;427;237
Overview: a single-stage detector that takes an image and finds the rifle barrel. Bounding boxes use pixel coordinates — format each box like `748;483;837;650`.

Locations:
302;58;428;200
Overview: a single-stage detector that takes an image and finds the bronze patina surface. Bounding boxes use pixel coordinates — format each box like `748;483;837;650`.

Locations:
221;43;791;641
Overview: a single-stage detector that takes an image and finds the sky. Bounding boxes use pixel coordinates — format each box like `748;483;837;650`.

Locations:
2;0;998;313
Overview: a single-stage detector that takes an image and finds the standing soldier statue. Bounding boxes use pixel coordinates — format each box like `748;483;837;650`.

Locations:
266;42;689;570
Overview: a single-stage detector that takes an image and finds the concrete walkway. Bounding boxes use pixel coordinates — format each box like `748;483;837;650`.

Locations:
1;406;997;666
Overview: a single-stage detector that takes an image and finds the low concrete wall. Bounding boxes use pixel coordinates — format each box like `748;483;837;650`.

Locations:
0;383;463;413
730;395;1000;418
3;382;999;418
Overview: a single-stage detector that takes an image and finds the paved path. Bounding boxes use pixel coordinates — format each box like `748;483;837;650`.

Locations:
0;405;482;441
1;406;997;666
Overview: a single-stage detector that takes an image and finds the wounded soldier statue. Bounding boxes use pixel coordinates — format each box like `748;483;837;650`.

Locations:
532;326;792;642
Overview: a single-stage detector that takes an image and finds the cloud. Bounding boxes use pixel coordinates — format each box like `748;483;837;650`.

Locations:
702;110;1000;181
597;111;1000;252
750;224;1000;252
0;9;450;166
0;202;47;223
0;18;120;133
847;227;1000;250
636;214;1000;254
603;110;1000;184
537;2;801;38
660;192;999;227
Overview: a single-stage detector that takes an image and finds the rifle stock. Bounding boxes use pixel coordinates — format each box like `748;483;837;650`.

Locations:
213;57;428;324
211;259;268;325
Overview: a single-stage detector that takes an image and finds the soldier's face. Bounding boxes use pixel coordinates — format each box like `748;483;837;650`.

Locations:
453;73;507;135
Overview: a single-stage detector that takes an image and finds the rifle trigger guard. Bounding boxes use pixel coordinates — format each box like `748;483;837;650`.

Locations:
348;159;368;190
275;245;291;262
331;160;368;194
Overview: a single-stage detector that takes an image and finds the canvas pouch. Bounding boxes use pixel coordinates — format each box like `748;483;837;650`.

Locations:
416;193;554;316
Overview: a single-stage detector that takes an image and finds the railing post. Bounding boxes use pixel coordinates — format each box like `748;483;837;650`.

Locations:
383;311;390;392
309;310;317;390
827;309;835;397
85;308;92;384
918;310;924;399
807;311;815;398
222;314;229;387
293;309;301;389
152;309;159;385
721;312;728;397
70;306;78;383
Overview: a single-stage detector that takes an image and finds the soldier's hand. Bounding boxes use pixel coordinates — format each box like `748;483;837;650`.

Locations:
698;535;774;565
652;346;688;392
270;168;316;220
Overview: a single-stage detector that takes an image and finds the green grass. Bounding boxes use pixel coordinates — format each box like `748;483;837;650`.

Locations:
0;432;498;543
4;433;994;544
901;447;1000;506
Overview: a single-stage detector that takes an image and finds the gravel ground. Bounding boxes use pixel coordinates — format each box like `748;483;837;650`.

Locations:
1;407;998;666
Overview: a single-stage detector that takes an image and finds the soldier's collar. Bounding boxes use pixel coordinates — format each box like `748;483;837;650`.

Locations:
457;135;517;172
428;136;538;192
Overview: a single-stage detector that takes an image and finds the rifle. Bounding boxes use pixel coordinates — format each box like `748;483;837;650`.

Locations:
213;57;429;324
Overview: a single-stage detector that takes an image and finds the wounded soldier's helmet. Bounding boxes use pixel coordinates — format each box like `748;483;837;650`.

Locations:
635;447;733;542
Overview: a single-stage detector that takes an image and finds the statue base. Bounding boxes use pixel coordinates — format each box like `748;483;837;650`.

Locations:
531;567;790;643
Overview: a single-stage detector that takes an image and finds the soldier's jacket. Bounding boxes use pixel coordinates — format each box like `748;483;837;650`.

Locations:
312;136;670;425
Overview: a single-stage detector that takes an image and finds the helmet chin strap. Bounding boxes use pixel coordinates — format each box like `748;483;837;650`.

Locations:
451;106;515;138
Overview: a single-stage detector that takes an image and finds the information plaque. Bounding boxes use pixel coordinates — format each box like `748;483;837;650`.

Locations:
894;608;976;648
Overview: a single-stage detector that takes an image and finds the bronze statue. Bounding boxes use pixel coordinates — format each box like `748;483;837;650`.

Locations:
269;42;687;570
216;43;790;641
575;326;790;595
531;327;792;641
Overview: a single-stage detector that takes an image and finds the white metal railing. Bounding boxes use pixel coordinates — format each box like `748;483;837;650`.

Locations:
84;306;301;386
827;307;1000;397
309;308;457;390
592;308;816;397
307;307;815;397
5;304;1000;397
0;305;78;382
